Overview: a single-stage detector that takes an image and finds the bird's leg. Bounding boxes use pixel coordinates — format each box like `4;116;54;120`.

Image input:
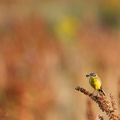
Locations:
97;90;99;96
92;89;96;94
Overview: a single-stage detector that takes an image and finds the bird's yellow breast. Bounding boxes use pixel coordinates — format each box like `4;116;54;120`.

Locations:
89;76;101;90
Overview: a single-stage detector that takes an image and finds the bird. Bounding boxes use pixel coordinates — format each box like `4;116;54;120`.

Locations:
86;73;106;96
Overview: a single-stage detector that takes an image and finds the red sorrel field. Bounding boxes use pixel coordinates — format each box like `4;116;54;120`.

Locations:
0;1;120;120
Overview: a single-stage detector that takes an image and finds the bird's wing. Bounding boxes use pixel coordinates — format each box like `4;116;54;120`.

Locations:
98;77;102;83
98;77;102;89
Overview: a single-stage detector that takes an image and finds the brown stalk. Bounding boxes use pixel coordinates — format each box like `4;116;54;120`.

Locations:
75;86;120;120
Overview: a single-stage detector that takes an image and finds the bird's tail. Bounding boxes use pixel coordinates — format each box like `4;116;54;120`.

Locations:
98;89;106;96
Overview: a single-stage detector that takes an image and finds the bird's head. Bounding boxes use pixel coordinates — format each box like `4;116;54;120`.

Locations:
86;73;97;78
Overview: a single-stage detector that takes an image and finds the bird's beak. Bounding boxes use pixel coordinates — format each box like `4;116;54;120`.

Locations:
86;74;90;77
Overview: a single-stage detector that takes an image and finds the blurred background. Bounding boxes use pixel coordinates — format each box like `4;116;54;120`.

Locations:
0;0;120;120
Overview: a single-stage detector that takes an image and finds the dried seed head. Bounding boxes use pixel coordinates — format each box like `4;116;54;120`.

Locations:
75;86;120;120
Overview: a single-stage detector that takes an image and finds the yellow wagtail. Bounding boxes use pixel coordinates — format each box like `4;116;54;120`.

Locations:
86;73;106;96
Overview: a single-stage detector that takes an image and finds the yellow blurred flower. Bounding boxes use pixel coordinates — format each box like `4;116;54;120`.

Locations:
54;15;80;40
